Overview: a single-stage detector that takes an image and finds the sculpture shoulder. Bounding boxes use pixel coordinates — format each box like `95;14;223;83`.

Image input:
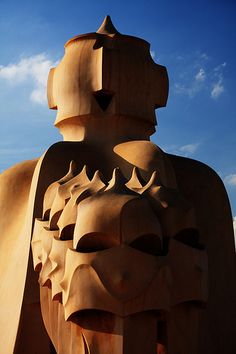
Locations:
0;159;39;218
166;153;227;197
0;158;39;193
166;153;234;247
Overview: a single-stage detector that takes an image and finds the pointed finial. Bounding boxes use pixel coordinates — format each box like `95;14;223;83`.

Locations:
126;167;146;190
90;170;107;189
97;15;120;35
105;168;126;191
58;160;77;185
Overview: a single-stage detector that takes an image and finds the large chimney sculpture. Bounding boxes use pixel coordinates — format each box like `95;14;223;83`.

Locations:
0;16;236;354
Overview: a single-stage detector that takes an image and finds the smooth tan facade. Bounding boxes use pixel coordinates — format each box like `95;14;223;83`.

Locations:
0;16;236;354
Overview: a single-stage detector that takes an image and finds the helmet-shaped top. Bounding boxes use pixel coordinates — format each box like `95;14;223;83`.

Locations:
47;16;168;132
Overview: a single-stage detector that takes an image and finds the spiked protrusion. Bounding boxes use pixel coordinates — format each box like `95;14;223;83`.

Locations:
105;167;131;193
96;15;120;35
137;171;161;194
43;160;78;220
90;170;107;189
57;170;106;239
71;165;91;187
58;160;78;184
49;165;91;229
126;167;147;191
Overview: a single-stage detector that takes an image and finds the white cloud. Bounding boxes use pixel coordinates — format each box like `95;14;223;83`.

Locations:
30;88;47;104
210;63;226;99
164;142;200;157
224;174;236;186
173;52;226;100
0;54;57;104
211;76;224;99
174;80;202;98
200;53;209;60
195;68;206;82
214;62;226;72
174;69;206;98
179;143;200;155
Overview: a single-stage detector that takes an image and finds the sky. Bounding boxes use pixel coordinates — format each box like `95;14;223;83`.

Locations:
0;0;235;238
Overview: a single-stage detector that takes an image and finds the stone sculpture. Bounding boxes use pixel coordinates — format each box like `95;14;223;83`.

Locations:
0;16;235;354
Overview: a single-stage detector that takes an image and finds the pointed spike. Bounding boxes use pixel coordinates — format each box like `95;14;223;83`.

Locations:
91;170;102;181
97;15;120;35
63;165;91;197
76;165;91;184
109;167;127;185
146;170;158;186
58;160;77;184
105;167;132;192
126;167;147;190
91;170;107;188
69;160;77;174
74;170;106;202
80;164;88;176
43;161;77;219
138;171;161;194
67;170;105;204
58;165;90;198
48;165;90;226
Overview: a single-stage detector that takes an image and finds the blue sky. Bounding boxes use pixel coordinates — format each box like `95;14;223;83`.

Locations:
0;0;235;235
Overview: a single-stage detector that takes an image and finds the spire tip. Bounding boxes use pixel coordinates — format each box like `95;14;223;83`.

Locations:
97;15;119;35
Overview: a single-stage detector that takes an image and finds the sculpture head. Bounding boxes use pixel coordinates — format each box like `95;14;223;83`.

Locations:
47;16;169;140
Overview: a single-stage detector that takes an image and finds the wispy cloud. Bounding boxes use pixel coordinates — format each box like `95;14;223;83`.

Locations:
179;143;200;155
0;54;57;104
195;68;206;82
174;67;207;98
199;52;209;60
210;64;226;99
213;62;227;72
173;51;226;100
211;78;224;99
164;142;200;157
224;174;236;186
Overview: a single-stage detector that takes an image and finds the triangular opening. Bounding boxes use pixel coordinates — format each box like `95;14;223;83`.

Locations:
93;90;114;111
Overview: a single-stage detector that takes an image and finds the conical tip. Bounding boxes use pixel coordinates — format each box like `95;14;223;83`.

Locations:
97;15;120;35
